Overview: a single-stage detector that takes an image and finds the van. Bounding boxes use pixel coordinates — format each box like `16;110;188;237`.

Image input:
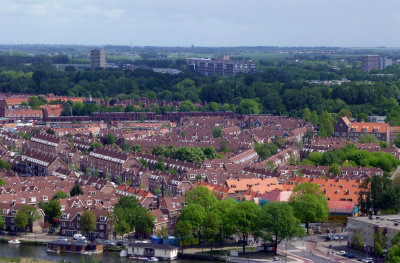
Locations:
73;234;86;241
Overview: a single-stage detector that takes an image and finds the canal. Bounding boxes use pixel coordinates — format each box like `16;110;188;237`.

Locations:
0;243;220;263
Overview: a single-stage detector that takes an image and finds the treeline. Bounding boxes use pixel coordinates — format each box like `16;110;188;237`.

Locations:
2;56;400;123
151;145;221;164
303;143;399;173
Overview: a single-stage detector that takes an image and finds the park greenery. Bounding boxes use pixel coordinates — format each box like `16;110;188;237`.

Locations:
303;143;399;173
176;184;323;254
151;145;220;163
3;52;400;128
112;196;154;239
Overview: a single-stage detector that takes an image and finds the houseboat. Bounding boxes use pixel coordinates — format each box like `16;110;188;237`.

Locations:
47;239;103;255
127;243;178;260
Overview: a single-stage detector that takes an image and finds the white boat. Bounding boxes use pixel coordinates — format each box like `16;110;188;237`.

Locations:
120;250;127;257
8;238;20;244
146;257;159;262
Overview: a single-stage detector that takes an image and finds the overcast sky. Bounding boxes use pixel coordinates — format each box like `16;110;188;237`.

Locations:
0;0;399;47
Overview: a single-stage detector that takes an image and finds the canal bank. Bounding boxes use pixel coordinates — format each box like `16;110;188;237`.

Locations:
0;243;223;263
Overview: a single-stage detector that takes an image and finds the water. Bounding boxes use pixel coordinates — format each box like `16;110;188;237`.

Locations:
0;243;219;263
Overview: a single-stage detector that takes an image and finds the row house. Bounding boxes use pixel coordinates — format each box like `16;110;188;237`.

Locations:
14;150;70;177
77;175;115;194
0;203;44;232
225;177;282;195
148;173;192;196
23;133;70;155
60;208;113;239
0;130;23;151
81;147;138;178
334;117;390;143
157;196;185;234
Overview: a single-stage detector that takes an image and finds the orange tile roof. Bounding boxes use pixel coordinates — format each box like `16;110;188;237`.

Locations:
226;178;282;194
342;117;351;127
283;177;361;203
350;122;388;133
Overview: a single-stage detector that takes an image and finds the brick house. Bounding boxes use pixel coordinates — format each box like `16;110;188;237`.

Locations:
14;150;71;177
60;208;113;239
334;117;390;143
24;133;71;155
0;203;44;232
81;147;138;178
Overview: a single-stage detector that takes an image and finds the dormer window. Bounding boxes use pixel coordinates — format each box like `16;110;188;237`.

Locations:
61;213;69;219
42;196;48;201
2;209;7;214
11;210;16;215
99;216;106;221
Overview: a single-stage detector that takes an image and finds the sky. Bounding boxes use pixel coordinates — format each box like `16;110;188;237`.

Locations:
0;0;399;47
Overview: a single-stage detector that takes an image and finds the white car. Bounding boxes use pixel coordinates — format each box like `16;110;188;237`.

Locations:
337;251;347;256
58;237;68;241
73;234;87;242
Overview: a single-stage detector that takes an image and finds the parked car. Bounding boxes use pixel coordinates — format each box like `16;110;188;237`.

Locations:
103;240;115;246
359;257;374;263
346;253;356;258
48;227;56;234
337;251;347;256
8;231;17;236
58;237;68;241
73;234;87;242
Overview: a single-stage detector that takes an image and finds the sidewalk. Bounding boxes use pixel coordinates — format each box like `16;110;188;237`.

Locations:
306;241;358;263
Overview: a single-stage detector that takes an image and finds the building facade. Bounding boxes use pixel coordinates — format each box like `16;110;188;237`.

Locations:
90;49;106;69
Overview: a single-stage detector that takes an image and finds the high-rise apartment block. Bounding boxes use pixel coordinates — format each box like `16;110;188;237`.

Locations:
90;49;106;69
187;56;256;77
361;55;392;72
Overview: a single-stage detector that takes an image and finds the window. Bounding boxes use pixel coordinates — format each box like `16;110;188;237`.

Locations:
99;225;104;230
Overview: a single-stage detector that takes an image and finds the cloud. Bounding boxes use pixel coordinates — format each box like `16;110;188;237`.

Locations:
0;0;399;46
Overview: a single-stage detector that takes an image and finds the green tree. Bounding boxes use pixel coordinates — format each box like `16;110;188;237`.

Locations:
88;142;102;151
0;214;5;229
203;146;217;159
254;142;278;160
175;220;193;253
374;228;386;256
54;190;68;199
289;183;329;234
79;210;97;237
237;99;260;114
106;133;116;145
387;243;400;263
259;202;305;254
28;96;42;110
351;229;365;250
39;199;61;225
338;108;352;118
185;186;218;209
302;108;312;122
70;183;83;197
228;201;261;253
211;127;223;138
207;102;220;112
328;163;340;175
358;175;399;215
359;134;378;143
178;100;196;112
395;133;400;148
202;212;220;251
211;199;237;246
132;144;142;152
178;204;206;237
14;211;28;234
318;111;334;137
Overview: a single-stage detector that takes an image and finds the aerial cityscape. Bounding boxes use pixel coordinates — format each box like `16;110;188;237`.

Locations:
1;1;400;263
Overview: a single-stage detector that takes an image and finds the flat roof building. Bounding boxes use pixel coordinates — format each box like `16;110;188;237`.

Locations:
347;214;400;254
90;49;106;69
